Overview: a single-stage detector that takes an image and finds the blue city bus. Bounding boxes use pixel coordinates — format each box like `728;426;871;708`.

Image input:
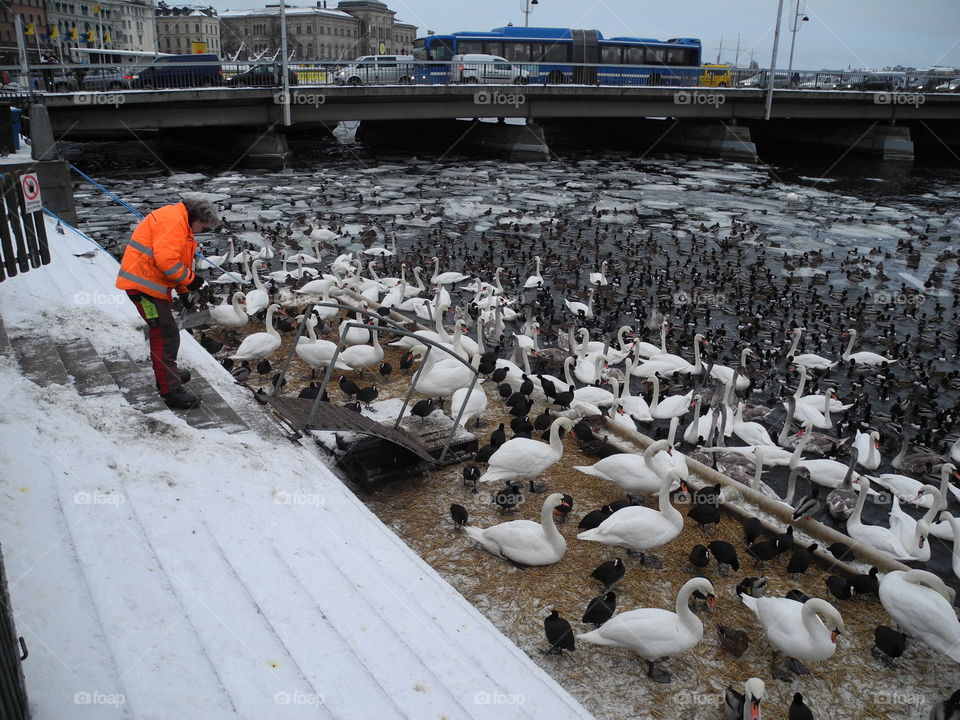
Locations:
412;26;701;86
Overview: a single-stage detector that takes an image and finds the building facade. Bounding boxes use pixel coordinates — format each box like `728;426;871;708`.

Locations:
0;0;49;62
219;1;416;62
115;0;155;53
44;0;123;59
155;4;220;55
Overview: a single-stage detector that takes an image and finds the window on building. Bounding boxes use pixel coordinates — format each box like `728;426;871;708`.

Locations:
306;25;311;34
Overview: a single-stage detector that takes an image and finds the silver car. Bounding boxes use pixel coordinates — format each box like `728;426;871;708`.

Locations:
334;55;415;86
81;67;132;91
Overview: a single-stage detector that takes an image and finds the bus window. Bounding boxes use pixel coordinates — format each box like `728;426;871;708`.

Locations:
458;41;483;55
504;43;531;62
538;43;568;63
624;46;643;65
666;48;685;65
430;39;453;61
483;42;503;57
413;38;427;61
646;47;666;64
601;45;622;64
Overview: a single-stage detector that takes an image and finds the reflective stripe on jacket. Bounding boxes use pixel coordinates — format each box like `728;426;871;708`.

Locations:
115;202;196;300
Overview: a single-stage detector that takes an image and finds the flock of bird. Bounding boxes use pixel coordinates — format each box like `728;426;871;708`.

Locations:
180;190;960;719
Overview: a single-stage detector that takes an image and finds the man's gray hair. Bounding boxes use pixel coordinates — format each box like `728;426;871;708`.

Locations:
182;197;220;228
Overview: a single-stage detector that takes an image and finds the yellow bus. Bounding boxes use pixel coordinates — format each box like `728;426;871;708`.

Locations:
699;64;732;87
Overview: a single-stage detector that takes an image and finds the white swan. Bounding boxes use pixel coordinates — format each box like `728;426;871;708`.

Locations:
464;492;569;566
710;347;753;391
632;333;705;378
209;290;248;329
294;314;339;372
732;401;775;447
561;357;614;407
589;259;608;287
244;258;270;316
724;678;765;720
683;395;714;445
335;324;384;374
853;429;881;470
479;417;574;485
606;388;638;434
577;577;714;684
889;485;939;561
573;440;679;495
870;462;960;510
409;343;473;398
648;375;692;420
878;569;960;662
230;303;281;361
632;319;669;359
430;255;470;287
846;477;913;560
577;462;686;558
940;513;960;581
449;358;487;428
785;327;836;370
564;288;594;318
523;255;544;289
618;362;653;422
739;593;844;665
841;328;895;366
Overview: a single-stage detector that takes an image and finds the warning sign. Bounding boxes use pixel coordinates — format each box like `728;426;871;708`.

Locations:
20;173;41;213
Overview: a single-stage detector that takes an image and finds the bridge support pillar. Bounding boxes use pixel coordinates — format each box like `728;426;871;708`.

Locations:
159;127;289;169
749;120;914;162
658;120;758;161
356;119;549;161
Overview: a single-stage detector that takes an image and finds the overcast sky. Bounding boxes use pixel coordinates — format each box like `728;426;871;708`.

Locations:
214;0;960;70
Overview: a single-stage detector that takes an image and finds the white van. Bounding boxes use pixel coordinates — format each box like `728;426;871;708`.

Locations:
451;54;530;84
334;55;415;86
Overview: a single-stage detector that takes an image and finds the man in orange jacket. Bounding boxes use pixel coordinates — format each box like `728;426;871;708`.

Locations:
116;198;219;409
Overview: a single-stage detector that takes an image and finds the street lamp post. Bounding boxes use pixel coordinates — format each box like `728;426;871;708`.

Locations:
786;0;809;81
522;0;539;28
764;0;785;121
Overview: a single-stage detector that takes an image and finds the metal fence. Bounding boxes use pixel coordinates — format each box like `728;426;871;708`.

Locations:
0;61;957;93
0;168;50;282
0;546;29;720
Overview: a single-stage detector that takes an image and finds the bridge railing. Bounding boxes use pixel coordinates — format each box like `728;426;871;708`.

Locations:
2;60;957;94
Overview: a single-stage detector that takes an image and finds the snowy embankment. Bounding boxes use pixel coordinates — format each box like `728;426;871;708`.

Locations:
0;214;593;720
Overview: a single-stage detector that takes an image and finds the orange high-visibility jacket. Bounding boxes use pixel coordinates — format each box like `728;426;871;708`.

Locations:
115;202;197;300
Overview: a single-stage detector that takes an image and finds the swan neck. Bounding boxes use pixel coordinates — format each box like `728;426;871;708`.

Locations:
539;499;564;546
675;583;702;633
265;306;279;337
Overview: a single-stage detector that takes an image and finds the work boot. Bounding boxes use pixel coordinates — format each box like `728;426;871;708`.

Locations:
179;368;191;384
162;386;202;410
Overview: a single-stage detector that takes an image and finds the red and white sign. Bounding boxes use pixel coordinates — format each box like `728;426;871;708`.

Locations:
20;173;41;213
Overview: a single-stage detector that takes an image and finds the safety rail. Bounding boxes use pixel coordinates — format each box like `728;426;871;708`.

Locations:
4;61;957;93
0;545;29;720
272;300;481;462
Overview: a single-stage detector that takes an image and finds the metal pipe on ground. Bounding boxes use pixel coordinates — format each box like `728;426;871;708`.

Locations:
600;419;913;578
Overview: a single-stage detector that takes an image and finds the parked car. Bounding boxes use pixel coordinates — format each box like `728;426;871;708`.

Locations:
838;76;898;92
737;71;790;88
451;54;530;84
81;67;132;91
934;78;960;92
798;74;841;90
333;55;415;86
225;63;298;87
45;71;78;92
130;54;223;89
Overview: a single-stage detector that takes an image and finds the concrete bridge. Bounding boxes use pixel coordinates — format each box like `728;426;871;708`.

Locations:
33;84;960;166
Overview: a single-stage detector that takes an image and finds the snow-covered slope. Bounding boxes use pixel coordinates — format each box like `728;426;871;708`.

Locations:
0;214;593;720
